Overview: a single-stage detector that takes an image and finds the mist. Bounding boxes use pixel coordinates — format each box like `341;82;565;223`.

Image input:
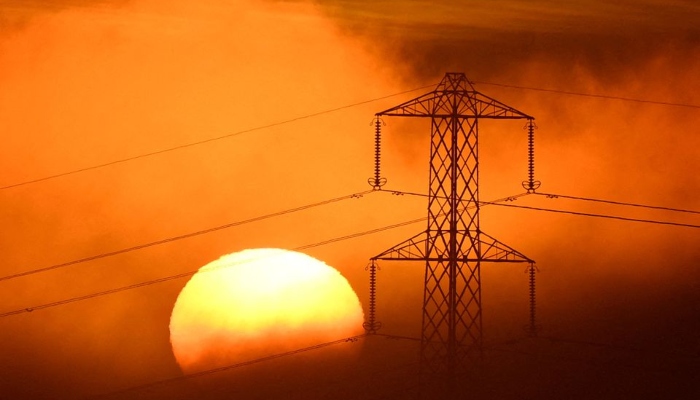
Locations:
1;0;699;399
0;0;400;397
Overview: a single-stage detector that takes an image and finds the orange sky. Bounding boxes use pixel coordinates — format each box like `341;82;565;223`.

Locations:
0;0;699;398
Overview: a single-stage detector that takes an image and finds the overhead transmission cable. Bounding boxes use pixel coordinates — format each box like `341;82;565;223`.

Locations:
0;213;424;318
485;338;697;374
5;189;695;318
87;334;368;399
486;202;700;229
0;85;434;190
384;190;700;229
534;192;700;215
90;333;422;400
87;321;692;398
0;189;373;282
4;188;697;392
0;193;522;318
4;81;697;191
473;80;700;110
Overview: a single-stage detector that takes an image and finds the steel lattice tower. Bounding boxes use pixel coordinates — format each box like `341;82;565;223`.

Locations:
366;73;537;377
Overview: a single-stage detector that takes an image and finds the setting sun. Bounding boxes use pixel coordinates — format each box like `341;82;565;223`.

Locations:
169;248;364;373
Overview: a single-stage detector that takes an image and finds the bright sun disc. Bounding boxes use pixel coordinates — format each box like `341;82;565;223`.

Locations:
169;248;364;373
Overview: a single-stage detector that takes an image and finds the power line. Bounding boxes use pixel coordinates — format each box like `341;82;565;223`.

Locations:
4;80;696;191
0;86;435;190
473;80;700;110
295;217;427;250
375;333;421;342
0;190;373;282
348;334;698;400
486;336;697;374
0;188;516;286
535;191;700;215
385;189;700;229
0;270;193;317
88;334;368;399
380;189;529;203
0;212;423;318
0;193;521;318
5;185;696;394
484;201;700;229
91;334;423;400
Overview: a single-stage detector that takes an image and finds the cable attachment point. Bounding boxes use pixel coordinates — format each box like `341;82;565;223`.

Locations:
368;116;387;190
521;119;541;193
362;259;382;334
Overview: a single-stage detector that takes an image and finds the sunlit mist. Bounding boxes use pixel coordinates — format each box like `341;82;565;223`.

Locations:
1;0;699;398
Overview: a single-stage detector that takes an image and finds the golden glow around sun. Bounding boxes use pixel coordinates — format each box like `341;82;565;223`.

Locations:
169;248;364;373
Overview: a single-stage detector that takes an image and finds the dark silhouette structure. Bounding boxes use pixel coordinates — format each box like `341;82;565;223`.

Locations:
364;72;539;378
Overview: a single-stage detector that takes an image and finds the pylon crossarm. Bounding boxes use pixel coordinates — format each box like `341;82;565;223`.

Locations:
376;73;533;119
371;231;428;261
466;91;533;119
377;92;532;119
376;92;442;117
479;231;534;263
371;228;534;263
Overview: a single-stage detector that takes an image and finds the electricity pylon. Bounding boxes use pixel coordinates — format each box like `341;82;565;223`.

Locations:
365;72;538;377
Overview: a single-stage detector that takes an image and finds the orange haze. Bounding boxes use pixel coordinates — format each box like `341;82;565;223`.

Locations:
0;0;699;399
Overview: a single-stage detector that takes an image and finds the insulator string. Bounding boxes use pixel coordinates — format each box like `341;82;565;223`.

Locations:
527;262;539;337
368;117;387;190
522;119;541;193
362;260;382;334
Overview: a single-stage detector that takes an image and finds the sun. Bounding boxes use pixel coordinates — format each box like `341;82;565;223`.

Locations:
169;248;364;373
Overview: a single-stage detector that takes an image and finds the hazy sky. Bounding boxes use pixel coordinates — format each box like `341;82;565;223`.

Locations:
295;0;700;81
0;0;698;399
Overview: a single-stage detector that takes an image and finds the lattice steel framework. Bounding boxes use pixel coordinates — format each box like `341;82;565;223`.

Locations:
368;73;536;375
